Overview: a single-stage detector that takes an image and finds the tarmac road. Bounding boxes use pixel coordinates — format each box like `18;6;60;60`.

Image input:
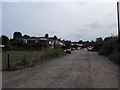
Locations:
2;49;118;88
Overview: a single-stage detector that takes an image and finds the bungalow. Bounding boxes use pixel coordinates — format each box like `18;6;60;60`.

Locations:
22;37;65;50
22;37;49;50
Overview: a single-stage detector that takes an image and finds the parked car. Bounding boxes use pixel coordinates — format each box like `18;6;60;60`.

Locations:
65;48;71;54
87;46;93;51
71;48;75;51
76;47;81;50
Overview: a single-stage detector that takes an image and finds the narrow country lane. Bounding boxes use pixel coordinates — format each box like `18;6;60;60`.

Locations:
2;49;118;88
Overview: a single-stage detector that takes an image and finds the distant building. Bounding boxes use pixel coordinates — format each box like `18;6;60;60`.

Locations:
22;37;49;50
21;36;65;50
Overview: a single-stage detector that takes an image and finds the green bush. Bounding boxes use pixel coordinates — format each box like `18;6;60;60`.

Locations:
98;37;120;66
99;41;114;55
109;51;120;65
93;42;103;51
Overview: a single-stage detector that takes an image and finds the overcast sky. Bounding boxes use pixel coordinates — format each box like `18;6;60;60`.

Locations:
1;0;120;41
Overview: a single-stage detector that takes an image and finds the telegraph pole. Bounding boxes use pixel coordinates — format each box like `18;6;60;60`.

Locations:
117;2;120;38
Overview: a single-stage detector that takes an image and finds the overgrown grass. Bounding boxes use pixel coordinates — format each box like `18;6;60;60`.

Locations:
2;48;66;71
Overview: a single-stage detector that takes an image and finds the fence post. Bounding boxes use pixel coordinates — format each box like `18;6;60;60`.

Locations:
7;54;10;71
37;52;38;61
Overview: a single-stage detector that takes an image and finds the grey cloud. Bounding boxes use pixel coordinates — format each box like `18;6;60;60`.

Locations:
83;21;102;28
2;2;117;41
76;2;87;5
76;29;88;31
68;33;85;41
108;23;117;29
108;12;113;15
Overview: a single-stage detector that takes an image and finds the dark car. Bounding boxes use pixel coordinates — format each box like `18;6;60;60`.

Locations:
65;48;71;54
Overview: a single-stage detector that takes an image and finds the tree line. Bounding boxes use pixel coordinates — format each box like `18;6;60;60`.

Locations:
0;32;60;50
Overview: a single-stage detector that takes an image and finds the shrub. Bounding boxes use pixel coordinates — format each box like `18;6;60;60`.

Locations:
93;42;103;51
109;51;120;65
99;41;114;55
98;37;120;66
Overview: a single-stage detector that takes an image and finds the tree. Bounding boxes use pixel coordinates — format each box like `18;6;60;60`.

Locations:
78;40;83;44
12;32;23;48
23;34;30;39
93;37;103;51
104;37;112;41
54;35;58;40
1;35;9;47
13;31;22;40
89;40;95;46
96;37;103;42
64;40;71;48
45;34;49;38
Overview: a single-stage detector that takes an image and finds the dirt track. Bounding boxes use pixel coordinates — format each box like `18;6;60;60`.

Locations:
2;49;118;88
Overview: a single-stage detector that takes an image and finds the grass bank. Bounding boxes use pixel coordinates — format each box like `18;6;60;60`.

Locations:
2;48;66;71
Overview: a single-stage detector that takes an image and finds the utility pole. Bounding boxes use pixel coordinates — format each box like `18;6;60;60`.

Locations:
117;2;120;38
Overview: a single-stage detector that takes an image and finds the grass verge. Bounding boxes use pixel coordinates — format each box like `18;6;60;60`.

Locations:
2;48;66;71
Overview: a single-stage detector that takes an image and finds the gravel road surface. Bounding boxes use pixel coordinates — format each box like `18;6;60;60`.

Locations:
2;49;118;88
